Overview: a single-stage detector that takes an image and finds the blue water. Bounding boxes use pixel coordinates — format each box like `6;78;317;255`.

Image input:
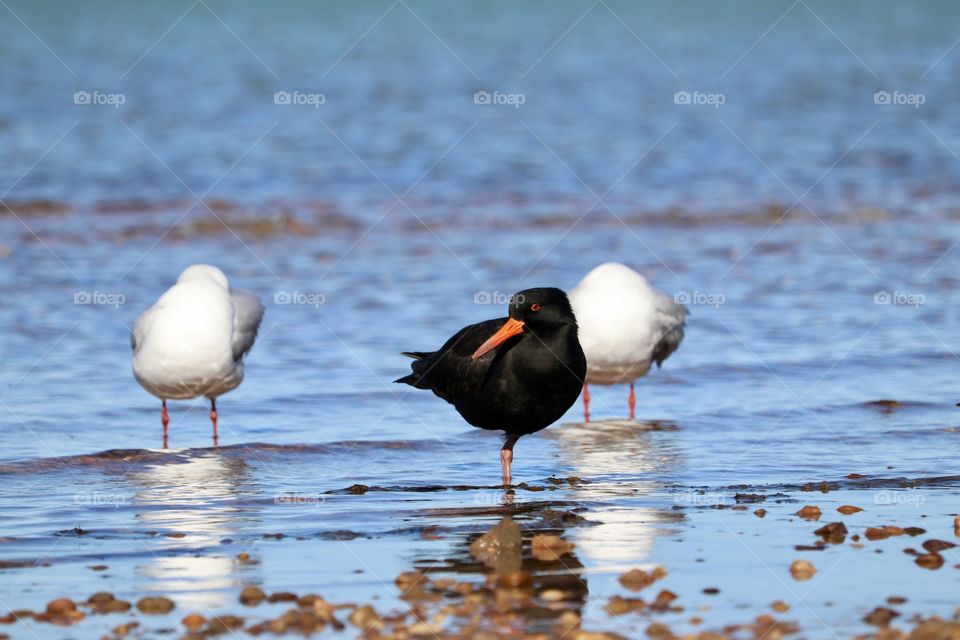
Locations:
2;1;960;638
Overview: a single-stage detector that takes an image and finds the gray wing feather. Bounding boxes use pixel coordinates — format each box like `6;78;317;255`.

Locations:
650;292;687;368
231;289;265;362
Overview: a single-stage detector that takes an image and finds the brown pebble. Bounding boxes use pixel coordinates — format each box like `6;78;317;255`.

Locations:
87;592;114;606
864;606;899;627
754;509;767;518
916;553;945;570
847;473;865;479
88;565;108;571
181;613;205;630
796;505;822;520
702;587;719;595
532;534;575;561
922;539;957;553
838;505;863;515
619;568;657;591
347;605;382;630
235;552;251;562
865;526;904;541
605;595;644;615
95;599;131;614
267;591;298;603
790;560;816;581
772;600;790;612
814;522;848;544
887;596;907;605
45;598;76;616
650;589;677;612
207;615;244;633
239;586;266;606
646;622;673;638
136;596;175;614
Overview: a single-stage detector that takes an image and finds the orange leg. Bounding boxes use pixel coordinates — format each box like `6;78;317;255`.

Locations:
161;400;170;448
210;398;218;447
583;382;591;423
628;382;636;420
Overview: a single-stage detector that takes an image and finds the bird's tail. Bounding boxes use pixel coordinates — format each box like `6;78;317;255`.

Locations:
400;351;428;360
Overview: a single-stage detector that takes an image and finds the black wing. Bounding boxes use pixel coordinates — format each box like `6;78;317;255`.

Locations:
394;318;513;400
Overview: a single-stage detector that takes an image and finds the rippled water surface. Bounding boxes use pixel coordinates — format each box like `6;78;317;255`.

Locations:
2;2;960;638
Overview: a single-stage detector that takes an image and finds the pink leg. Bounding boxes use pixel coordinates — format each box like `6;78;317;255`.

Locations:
161;400;170;448
583;382;591;423
210;398;219;447
500;436;518;486
629;382;636;420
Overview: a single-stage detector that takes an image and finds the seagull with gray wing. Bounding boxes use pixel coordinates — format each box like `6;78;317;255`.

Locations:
131;264;264;447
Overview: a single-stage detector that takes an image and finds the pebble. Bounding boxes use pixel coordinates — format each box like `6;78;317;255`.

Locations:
181;613;206;630
619;568;658;591
136;596;175;614
796;506;822;520
915;553;945;570
754;508;767;518
837;505;863;515
790;560;816;581
239;586;266;606
531;534;575;561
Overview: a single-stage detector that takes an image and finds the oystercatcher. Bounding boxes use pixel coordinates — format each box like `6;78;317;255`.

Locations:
395;288;586;484
569;263;686;422
131;264;264;447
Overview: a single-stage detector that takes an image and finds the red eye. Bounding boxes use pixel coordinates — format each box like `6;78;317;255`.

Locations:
530;303;541;311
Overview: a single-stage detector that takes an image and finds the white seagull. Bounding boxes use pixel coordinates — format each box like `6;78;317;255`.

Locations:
569;262;686;422
131;264;264;447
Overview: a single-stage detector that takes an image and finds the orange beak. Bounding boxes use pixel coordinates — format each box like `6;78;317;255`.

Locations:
471;318;525;360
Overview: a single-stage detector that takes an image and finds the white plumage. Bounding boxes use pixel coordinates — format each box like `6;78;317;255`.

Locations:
569;262;686;420
131;264;264;446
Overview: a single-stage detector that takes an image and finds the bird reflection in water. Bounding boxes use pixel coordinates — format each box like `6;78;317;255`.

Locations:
548;419;685;572
127;452;260;609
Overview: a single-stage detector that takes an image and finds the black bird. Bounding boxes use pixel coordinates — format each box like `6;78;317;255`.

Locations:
395;288;586;485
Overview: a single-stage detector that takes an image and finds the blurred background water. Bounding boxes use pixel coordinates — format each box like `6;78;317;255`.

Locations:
1;1;960;638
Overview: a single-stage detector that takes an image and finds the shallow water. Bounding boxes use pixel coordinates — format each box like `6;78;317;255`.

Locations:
2;1;960;638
